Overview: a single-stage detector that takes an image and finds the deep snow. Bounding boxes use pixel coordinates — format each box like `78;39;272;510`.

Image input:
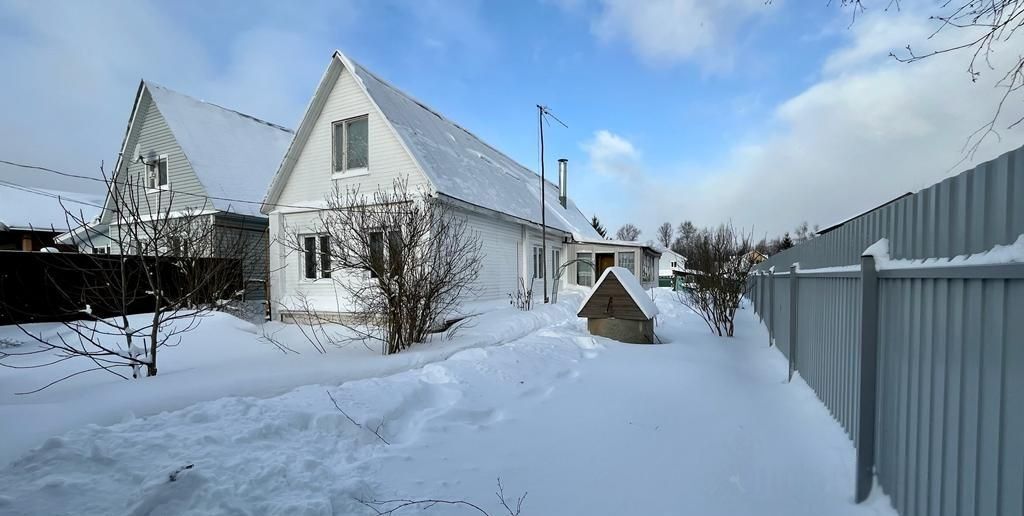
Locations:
0;291;897;516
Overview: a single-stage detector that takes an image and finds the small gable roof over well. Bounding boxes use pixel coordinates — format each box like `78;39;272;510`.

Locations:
577;267;659;320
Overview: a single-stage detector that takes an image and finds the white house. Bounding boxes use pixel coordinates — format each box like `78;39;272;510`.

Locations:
261;50;660;321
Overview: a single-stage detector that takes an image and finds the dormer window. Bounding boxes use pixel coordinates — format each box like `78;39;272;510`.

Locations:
147;155;169;190
332;115;369;176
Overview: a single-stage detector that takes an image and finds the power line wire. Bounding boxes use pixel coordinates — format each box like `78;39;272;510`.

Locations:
0;158;328;213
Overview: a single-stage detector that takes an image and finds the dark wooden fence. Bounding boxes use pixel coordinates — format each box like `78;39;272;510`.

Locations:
0;251;241;325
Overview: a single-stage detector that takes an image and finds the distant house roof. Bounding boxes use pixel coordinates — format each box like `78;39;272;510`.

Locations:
144;82;294;217
577;266;659;320
0;185;103;232
104;81;294;219
264;51;602;239
817;192;913;235
574;237;663;253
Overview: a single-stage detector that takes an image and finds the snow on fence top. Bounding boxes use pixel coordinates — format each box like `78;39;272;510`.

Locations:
147;82;294;217
578;266;659;320
344;54;601;239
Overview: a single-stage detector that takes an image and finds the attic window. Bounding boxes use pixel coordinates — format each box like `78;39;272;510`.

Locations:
333;115;369;175
147;156;169;190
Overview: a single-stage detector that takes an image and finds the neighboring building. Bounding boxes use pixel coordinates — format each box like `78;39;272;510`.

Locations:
566;238;662;291
262;50;661;321
63;80;294;300
0;186;101;251
657;248;687;290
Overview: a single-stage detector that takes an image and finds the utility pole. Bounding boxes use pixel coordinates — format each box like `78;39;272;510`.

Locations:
536;105;567;304
538;105;548;303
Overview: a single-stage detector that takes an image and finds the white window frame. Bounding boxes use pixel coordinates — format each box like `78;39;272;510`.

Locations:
299;233;332;281
331;115;370;179
532;246;544;279
617;251;636;276
551;249;561;282
576;252;594;286
146;154;170;192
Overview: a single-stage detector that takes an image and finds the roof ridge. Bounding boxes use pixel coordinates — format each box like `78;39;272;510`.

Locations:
144;80;294;134
345;57;559;188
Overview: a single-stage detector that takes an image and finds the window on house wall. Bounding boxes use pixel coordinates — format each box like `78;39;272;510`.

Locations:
618;251;635;275
641;254;653;282
551;249;561;281
147;156;168;189
302;235;331;280
333;115;369;174
368;230;401;278
91;246;109;255
532;246;544;279
319;235;331;279
576;252;593;286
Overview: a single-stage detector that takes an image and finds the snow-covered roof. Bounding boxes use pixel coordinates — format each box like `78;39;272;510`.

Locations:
0;185;103;233
266;51;600;238
578;266;659;319
575;236;663;253
145;82;294;217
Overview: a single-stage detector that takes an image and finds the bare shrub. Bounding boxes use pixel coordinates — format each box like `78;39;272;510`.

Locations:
282;179;483;355
508;279;534;311
676;223;755;337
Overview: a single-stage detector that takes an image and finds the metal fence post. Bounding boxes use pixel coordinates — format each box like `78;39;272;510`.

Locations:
855;253;880;502
788;263;799;382
768;268;775;347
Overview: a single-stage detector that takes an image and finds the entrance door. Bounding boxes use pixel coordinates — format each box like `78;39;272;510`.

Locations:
596;253;615;279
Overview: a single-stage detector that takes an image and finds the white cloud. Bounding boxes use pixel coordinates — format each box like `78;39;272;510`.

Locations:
589;0;765;68
582;130;642;179
0;1;341;196
613;9;1024;237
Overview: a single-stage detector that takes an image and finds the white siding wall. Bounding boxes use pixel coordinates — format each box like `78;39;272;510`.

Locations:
275;66;429;208
114;92;213;223
522;228;569;299
460;207;521;301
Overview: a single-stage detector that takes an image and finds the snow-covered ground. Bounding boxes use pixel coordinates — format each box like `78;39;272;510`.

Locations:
0;291;896;516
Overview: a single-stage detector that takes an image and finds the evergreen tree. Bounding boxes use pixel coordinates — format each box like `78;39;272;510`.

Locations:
590;215;608;238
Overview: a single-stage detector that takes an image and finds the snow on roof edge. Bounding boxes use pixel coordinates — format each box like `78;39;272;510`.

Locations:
577;266;659;319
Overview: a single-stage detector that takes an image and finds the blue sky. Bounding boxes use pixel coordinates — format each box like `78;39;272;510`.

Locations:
2;0;1022;237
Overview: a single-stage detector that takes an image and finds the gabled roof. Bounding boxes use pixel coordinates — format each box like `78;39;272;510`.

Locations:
577;266;659;319
145;82;294;217
263;51;602;239
105;81;294;220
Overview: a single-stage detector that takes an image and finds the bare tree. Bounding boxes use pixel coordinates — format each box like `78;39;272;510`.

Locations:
282;179;483;355
615;223;641;241
0;161;253;389
656;222;673;248
675;223;755;337
672;220;697;254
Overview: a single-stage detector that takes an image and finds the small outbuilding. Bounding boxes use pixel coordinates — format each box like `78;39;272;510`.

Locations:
577;266;659;344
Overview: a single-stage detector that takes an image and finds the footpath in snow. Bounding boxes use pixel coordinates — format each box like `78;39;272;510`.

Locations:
0;291;897;516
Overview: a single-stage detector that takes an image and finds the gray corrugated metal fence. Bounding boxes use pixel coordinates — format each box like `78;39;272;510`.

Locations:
748;144;1024;516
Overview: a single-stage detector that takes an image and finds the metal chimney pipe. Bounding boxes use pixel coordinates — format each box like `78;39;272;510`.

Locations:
557;158;568;208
